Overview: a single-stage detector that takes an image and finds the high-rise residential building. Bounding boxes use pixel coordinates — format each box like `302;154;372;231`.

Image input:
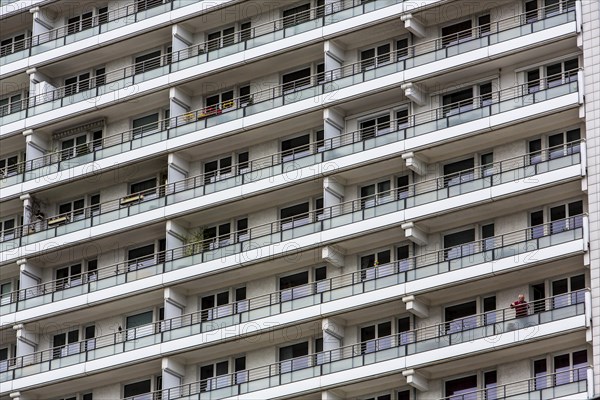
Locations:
0;0;598;399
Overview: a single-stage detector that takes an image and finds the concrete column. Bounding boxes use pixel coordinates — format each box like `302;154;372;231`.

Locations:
169;87;192;120
163;287;186;330
17;259;42;298
323;108;344;150
26;67;56;101
162;357;185;397
22;129;48;167
167;153;190;190
172;24;193;62
166;220;187;254
402;369;429;391
322;246;345;269
322;390;343;400
322;317;344;364
401;222;428;246
13;324;37;358
29;6;54;39
324;40;344;81
323;176;345;217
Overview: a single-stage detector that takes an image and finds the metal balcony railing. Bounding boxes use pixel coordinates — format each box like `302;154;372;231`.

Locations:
0;3;576;128
1;211;586;347
0;290;588;387
438;367;588;400
1;69;580;196
0;138;583;256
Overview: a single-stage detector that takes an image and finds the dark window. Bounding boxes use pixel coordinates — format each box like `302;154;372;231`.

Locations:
132;113;159;137
360;115;390;139
134;50;161;75
445;375;477;398
240;22;252;42
534;358;548;389
237;218;249;241
480;82;493;105
124;379;152;398
279;203;310;227
127;244;155;269
443;158;475;187
397;38;409;59
441;19;472;47
443;88;473;116
283;4;311;28
282;68;311;93
98;7;109;25
317;63;325;84
445;301;477;333
360;321;392;353
397;175;409;199
526;0;538;22
360;44;390;70
397;390;410;400
527;68;541;93
315;266;327;281
131;178;156;195
282;134;310;160
482;223;495;250
280;271;309;301
239;85;251;106
478;14;491;35
279;341;309;372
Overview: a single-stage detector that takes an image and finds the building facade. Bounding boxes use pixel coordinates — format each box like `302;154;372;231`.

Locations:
0;0;598;399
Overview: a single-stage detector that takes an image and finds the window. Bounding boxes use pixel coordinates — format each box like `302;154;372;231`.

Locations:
534;358;549;389
236;218;249;242
282;67;311;93
0;94;23;116
0;347;10;372
479;82;493;106
64;73;90;96
134;50;161;75
282;4;311;28
481;152;494;177
443;158;475;187
527;68;541;93
52;329;79;359
67;12;93;35
240;22;252;42
87;259;98;281
98;7;109;25
0;282;12;306
397;38;409;60
445;375;478;400
529;138;543;164
58;198;85;222
550;200;583;233
123;379;152;399
398;316;412;344
132;113;159;137
280;202;310;229
443;88;473;116
95;68;106;87
0;155;18;177
0;218;15;241
91;130;103;151
441;19;472;47
396;109;409;129
128;243;156;270
206;90;234;111
478;14;491;35
84;325;96;351
360;115;390;139
483;295;497;325
552;274;585;307
444;228;476;260
482;223;495;251
207;27;235;52
360;43;391;71
201;290;230;321
61;134;88;160
279;341;309;372
525;0;538;23
204;222;231;249
554;350;587;385
316;62;325;84
200;360;230;391
527;58;578;93
549;128;581;158
56;264;82;290
360;180;392;208
130;177;157;200
0;33;26;57
280;271;309;301
126;311;154;340
282;134;310;161
204;156;232;184
239;85;251;107
397;245;410;272
361;321;392;353
445;301;477;334
364;394;392;400
136;0;164;12
360;250;391;280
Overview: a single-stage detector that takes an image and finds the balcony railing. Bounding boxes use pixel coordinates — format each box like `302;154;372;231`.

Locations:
0;3;576;130
0;67;580;198
0;290;587;386
0;137;583;261
438;368;589;400
1;209;586;358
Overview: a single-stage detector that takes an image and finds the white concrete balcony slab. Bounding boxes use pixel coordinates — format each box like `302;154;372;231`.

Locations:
0;5;577;138
2;291;587;395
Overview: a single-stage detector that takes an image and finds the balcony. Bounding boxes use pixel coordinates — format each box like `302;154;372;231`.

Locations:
0;291;588;392
0;68;581;204
438;368;590;400
0;3;577;137
0;135;584;266
0;0;241;72
0;212;587;355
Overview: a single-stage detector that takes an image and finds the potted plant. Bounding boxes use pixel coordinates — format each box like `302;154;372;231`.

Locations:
185;227;205;256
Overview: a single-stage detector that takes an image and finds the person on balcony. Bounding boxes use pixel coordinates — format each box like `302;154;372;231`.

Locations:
510;294;529;318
